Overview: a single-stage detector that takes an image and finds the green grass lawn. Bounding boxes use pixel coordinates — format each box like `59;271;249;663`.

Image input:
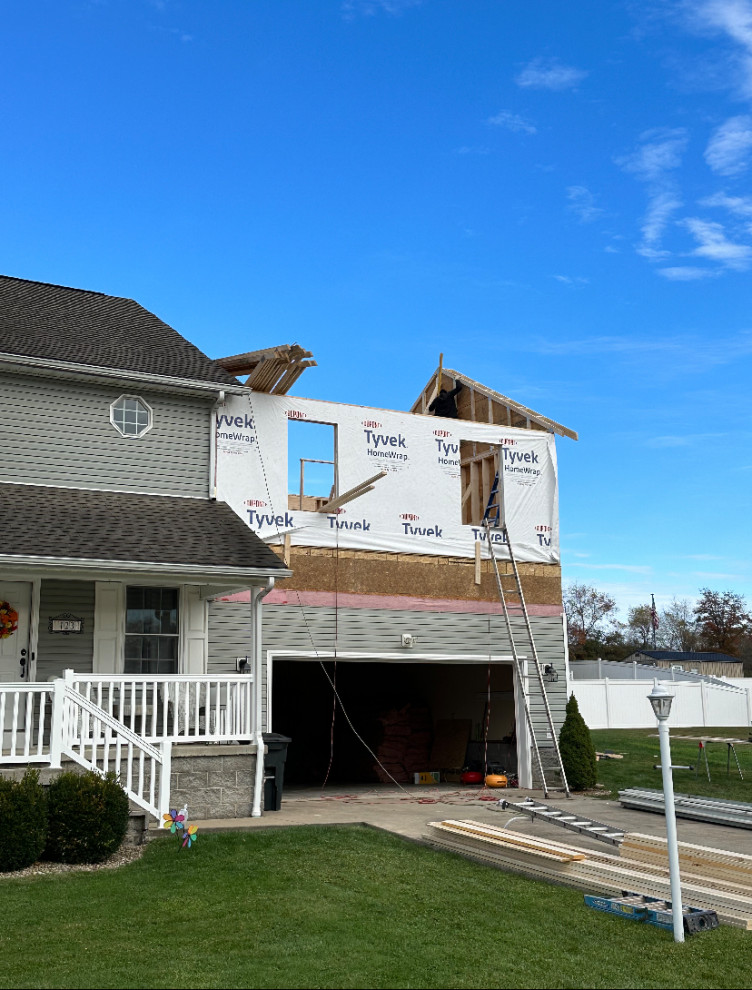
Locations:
0;826;750;990
591;727;752;802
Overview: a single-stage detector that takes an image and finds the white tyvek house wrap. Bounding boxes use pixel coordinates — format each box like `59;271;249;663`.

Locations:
215;392;560;563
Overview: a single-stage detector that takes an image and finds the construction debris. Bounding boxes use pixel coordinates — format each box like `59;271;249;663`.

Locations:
215;344;316;393
424;819;752;928
619;789;752;829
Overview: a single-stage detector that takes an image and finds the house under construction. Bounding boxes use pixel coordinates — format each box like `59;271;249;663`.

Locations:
207;350;578;790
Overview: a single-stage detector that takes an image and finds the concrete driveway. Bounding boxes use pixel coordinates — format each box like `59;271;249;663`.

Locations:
191;783;752;857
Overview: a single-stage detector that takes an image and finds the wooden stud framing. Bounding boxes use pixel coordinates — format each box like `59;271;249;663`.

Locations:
410;366;578;441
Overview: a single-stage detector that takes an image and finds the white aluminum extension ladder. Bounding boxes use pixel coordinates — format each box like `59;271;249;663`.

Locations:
483;471;570;798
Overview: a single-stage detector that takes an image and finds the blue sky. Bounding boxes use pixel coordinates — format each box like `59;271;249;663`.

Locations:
2;0;751;615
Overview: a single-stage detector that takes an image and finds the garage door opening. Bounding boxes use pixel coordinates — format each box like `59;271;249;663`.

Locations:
271;660;517;786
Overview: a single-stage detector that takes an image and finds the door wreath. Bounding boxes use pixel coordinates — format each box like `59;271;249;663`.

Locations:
0;601;19;639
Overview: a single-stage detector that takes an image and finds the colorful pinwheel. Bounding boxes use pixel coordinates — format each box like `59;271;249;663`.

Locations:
181;824;198;849
162;808;185;834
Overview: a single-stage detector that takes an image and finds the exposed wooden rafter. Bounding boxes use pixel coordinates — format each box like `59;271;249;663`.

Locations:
215;344;316;394
410;365;578;441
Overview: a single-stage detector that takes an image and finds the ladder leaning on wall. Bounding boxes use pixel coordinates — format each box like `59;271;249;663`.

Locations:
483;471;570;798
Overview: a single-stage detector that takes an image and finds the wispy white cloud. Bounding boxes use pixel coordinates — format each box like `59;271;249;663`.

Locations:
567;185;603;222
638;190;684;258
487;110;537;134
523;329;752;371
705;114;752;174
682;216;752;267
617;129;688;260
658;265;718;279
454;146;491;155
700;190;752;214
341;0;422;16
679;554;725;560
687;0;752;98
552;274;590;285
515;57;587;90
617;127;688;183
645;432;727;447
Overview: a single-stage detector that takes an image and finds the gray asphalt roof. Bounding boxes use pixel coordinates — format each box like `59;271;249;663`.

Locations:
0;275;239;387
0;482;286;573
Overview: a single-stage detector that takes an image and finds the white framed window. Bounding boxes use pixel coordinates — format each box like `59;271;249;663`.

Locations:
110;395;153;438
124;586;179;675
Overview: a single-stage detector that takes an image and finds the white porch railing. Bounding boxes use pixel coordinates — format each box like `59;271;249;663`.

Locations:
0;671;256;820
0;683;56;763
70;673;255;743
59;685;171;821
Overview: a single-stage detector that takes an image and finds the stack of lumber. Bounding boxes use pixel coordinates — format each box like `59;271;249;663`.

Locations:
620;788;752;829
424;819;752;929
215;344;316;393
374;705;432;784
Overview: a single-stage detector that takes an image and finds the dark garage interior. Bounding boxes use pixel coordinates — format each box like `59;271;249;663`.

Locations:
271;659;517;786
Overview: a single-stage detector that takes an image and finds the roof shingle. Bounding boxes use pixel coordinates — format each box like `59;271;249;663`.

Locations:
0;483;286;573
0;275;239;387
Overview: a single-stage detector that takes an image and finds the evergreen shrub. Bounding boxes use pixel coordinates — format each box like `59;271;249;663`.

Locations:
559;693;597;791
0;768;48;872
45;770;129;864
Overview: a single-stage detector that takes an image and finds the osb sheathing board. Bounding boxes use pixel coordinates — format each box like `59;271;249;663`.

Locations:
270;544;563;605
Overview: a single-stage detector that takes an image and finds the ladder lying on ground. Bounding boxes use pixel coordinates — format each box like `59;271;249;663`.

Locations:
497;797;625;845
483;472;569;797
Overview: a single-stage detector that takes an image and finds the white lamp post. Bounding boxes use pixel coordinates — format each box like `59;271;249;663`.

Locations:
648;679;684;943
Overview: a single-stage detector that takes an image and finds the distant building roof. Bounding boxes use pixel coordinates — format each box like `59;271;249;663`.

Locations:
0;275;239;387
632;649;742;665
0;482;288;578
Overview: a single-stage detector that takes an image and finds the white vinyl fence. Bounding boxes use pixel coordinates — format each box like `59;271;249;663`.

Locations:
571;677;752;730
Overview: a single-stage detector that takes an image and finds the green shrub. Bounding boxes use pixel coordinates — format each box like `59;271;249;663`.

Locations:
559;693;597;791
45;770;129;864
0;768;48;872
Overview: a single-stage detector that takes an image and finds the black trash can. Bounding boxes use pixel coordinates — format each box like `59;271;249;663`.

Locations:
262;732;292;812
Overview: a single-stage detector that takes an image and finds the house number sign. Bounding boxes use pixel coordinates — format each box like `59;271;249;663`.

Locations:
48;613;84;634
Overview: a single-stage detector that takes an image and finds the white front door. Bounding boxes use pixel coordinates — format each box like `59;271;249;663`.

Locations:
0;582;31;682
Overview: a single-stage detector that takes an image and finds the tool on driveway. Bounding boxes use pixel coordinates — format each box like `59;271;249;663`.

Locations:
495;797;625;846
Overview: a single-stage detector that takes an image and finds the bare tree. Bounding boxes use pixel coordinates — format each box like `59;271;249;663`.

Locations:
563;583;617;646
658;598;699;651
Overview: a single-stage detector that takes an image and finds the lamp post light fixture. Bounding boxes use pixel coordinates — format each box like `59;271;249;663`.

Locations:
648;679;684;943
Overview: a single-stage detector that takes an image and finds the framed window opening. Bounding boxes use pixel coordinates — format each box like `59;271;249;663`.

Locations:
287;419;338;511
459;439;499;526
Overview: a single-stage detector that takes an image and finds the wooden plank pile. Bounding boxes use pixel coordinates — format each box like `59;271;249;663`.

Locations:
215;344;316;394
424;819;752;929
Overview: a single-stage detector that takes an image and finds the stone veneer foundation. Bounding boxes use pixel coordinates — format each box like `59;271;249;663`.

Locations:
169;743;261;820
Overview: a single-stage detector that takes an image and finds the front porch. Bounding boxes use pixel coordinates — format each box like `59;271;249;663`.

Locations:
0;671;266;822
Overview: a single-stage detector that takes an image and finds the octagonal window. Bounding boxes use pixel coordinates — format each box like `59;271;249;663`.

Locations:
110;395;153;438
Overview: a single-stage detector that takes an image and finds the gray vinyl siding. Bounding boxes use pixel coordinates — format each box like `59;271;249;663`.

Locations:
35;580;95;680
208;601;568;740
0;372;211;497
